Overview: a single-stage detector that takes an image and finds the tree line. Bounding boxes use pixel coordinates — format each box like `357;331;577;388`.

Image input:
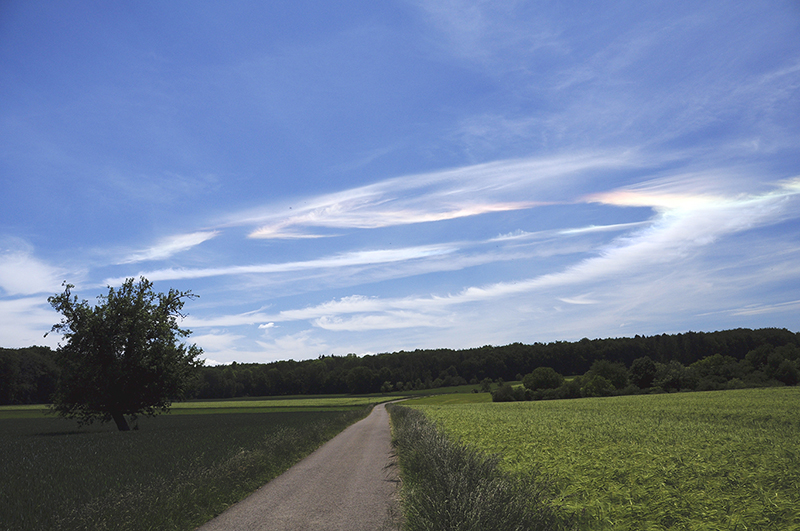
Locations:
3;327;798;405
492;339;800;402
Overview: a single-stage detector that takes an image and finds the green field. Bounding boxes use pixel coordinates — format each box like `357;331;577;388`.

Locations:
0;397;379;531
408;387;800;530
0;395;397;419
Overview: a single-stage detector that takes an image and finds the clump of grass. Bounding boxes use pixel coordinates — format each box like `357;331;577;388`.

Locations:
388;404;575;531
0;407;370;531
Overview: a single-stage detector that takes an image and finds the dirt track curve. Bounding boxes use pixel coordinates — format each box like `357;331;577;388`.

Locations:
196;403;400;531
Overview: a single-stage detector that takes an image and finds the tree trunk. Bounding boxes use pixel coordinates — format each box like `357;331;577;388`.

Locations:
111;410;130;431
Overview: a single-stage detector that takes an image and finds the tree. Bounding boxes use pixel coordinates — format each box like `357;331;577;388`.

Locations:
522;367;564;391
587;359;628;389
345;366;375;394
47;277;203;431
580;374;614;397
629;356;657;388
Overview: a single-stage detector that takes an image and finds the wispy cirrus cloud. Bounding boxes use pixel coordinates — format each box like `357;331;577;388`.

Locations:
223;152;640;239
0;246;63;296
105;244;456;285
187;172;800;335
118;231;219;264
0;297;60;348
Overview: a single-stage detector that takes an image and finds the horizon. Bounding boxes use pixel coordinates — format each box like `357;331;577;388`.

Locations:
2;1;799;365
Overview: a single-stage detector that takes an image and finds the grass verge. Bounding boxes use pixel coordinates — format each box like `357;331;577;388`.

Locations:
388;404;576;531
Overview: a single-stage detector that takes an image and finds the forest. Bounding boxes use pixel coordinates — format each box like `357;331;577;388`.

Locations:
1;328;798;405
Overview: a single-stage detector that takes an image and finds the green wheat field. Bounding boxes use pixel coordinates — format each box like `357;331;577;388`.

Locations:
409;387;800;530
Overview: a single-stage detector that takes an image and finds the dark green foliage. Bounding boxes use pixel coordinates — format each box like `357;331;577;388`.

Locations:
187;327;798;398
587;359;628;389
628;356;657;388
653;360;697;391
580;374;615;397
47;278;203;430
523;367;564;391
388;405;575;531
0;346;59;404
0;407;368;531
345;365;376;394
5;327;798;402
773;358;799;386
491;383;528;402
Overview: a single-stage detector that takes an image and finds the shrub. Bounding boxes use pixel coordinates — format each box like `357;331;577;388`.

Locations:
580;374;614;397
773;359;799;386
587;359;628;389
523;367;565;391
491;383;527;402
654;361;697;391
629;356;657;388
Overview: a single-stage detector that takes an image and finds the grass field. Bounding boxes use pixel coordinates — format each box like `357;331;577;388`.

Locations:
0;397;379;531
388;404;575;531
0;395;397;419
408;387;800;530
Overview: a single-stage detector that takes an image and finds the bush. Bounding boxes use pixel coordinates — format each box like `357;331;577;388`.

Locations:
588;359;629;389
629;357;657;389
491;383;527;402
523;367;565;391
580;374;614;397
654;361;697;391
773;359;799;386
388;405;575;531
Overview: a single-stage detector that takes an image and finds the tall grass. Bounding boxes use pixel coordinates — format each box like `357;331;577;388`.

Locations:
388;404;576;531
0;407;370;531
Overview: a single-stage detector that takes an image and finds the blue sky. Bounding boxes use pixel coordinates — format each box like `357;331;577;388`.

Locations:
2;1;799;364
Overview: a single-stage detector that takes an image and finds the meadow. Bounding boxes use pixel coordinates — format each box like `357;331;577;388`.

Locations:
0;397;392;531
408;387;800;530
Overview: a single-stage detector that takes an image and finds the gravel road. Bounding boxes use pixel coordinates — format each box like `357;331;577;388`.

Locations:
196;403;400;531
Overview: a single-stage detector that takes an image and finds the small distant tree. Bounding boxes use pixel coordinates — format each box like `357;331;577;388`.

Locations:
580;374;614;397
522;367;564;391
587;359;628;389
47;278;203;431
629;356;657;388
491;382;525;402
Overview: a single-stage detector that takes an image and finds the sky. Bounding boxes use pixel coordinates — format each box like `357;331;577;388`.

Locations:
1;1;799;365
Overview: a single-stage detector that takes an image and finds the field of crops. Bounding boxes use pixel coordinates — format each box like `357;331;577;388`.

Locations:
409;387;800;530
0;398;377;531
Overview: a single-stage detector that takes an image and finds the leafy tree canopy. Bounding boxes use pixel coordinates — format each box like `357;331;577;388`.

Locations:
522;367;564;391
47;277;203;431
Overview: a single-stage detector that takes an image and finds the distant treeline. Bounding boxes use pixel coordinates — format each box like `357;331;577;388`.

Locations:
0;346;59;405
492;339;800;403
2;328;799;404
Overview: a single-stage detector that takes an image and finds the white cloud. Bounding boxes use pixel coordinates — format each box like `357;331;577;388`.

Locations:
0;248;62;296
313;311;450;331
226;174;800;332
106;244;457;284
0;297;60;348
255;330;331;362
558;295;599;305
191;331;244;352
119;231;219;264
223;152;639;239
729;300;800;317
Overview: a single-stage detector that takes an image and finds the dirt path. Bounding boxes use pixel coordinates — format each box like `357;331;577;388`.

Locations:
196;403;400;531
